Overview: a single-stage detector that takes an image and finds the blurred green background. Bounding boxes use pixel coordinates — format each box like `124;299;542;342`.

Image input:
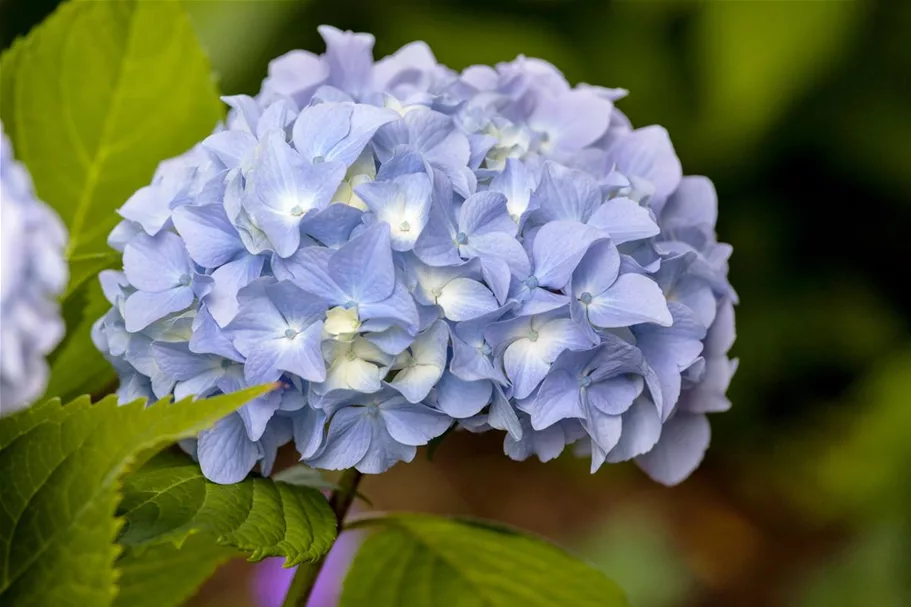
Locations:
3;0;910;605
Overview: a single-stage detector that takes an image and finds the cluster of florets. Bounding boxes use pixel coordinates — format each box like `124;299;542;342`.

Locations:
93;26;736;485
1;123;68;415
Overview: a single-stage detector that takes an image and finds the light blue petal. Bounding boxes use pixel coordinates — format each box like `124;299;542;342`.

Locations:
437;277;498;321
262;49;328;106
531;220;604;289
151;341;219;382
244;133;346;257
413;199;460;266
356;173;432;251
528;89;612;154
458;191;513;237
123;231;191;292
503;339;552;400
202;130;257;170
605;125;682;204
273;246;347;304
278;321;327;383
435;373;491;418
487;387;522;440
328;222;395;303
305;406;372;470
587;197;659;244
222;94;261;133
259;416;293;476
465;232;530;278
300;203;364;247
572;239;621;299
364;325;415;356
586;375;643;416
488;158;535;221
357;417;417;474
527;369;581;430
318;26;376;97
198;413;262;484
118;185;172;236
587;273;672;328
635;412;709;486
606;396;662;463
292;405;328;459
172;203;245;268
190;306;243;361
237;394;282;442
123;287;194;333
380;398;451;446
357;281;419;335
529;161;601;223
203;255;265;327
478;256;511;305
267;280;328;327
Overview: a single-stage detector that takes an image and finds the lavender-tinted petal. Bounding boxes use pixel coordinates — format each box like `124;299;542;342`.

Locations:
123;231;191;292
587;274;672;328
587;197;659;244
172;203;245;268
436;373;492;418
531;220;603;289
328;222;395;303
635;412;710;486
198;413;262;484
123;287;194;333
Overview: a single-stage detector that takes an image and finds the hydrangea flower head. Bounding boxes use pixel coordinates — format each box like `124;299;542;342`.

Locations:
1;122;68;414
94;26;736;485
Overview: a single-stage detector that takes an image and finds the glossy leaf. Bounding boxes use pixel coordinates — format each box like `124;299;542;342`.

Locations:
0;385;272;607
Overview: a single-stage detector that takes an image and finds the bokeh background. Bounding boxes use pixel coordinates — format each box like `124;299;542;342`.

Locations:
3;1;910;606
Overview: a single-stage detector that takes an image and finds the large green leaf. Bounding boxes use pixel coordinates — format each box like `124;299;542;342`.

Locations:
119;452;337;566
0;0;223;399
0;0;222;259
0;386;272;607
341;514;630;607
112;535;236;607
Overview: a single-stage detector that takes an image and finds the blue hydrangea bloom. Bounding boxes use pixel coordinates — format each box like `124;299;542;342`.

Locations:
1;123;68;414
94;26;736;485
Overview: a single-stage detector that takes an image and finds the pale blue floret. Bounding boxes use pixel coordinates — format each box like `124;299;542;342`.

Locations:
0;123;68;414
94;26;735;485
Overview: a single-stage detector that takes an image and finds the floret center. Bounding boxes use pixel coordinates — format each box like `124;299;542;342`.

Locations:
524;276;539;290
284;328;298;339
456;232;469;245
313;155;325;164
579;291;593;305
290;205;304;217
579;375;592;388
178;274;191;287
527;330;539;342
399;221;411;233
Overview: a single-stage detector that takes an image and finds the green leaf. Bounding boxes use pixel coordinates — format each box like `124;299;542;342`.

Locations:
119;452;337;566
0;0;222;260
341;514;630;607
64;252;121;300
0;385;272;607
113;534;236;607
0;0;223;400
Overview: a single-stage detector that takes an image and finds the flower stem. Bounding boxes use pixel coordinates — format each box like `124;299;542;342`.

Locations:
281;468;363;607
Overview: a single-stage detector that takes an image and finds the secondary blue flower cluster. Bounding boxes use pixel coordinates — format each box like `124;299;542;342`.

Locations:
1;122;68;415
93;26;736;485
